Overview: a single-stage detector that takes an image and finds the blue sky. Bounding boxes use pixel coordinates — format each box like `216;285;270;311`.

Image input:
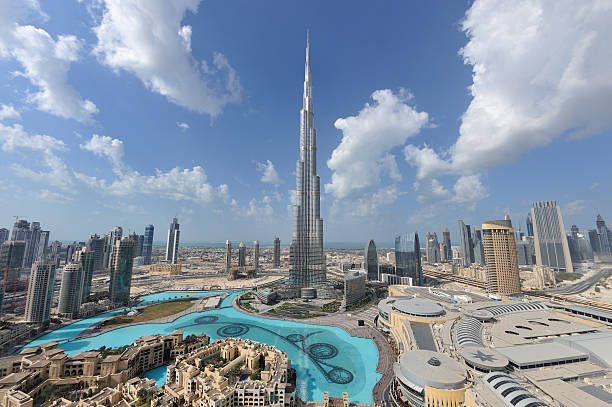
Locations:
0;0;610;245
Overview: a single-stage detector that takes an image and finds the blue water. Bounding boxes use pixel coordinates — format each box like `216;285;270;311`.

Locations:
22;291;380;403
143;365;167;387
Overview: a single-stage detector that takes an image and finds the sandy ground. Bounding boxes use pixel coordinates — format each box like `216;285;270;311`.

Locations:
580;267;612;304
130;274;285;295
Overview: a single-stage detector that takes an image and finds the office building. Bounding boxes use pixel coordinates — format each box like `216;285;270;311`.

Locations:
472;226;485;265
344;271;366;308
24;261;56;324
587;229;601;253
253;240;259;270
87;234;105;271
395;233;422;285
103;226;123;269
165;217;180;264
425;232;440;264
458;220;474;266
272;237;280;268
442;228;452;262
516;237;535;265
36;230;49;262
130;233;144;258
109;238;135;305
531;201;573;272
0;228;8;246
58;263;83;319
594;214;612;253
364;240;379;281
526;212;534;237
482;220;521;295
289;35;326;288
225;240;234;280
75;248;95;303
238;242;246;268
11;220;44;268
0;241;25;316
142;224;154;265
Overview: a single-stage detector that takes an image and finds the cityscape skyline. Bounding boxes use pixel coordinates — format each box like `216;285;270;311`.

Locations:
0;1;610;242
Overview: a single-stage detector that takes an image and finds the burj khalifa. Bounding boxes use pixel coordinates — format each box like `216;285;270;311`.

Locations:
289;33;326;288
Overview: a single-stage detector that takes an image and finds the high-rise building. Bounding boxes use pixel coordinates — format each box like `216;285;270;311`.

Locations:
24;261;56;324
531;201;573;273
273;237;280;268
109;238;134;305
253;241;260;270
104;227;123;269
58;263;83;319
75;248;95;303
587;229;602;253
526;213;534;237
472;227;485;266
395;233;422;285
289;34;326;288
87;234;105;271
458;220;474;266
516;237;535;266
482;220;521;295
595;214;612;253
142;225;154;265
238;242;246;268
36;230;50;262
364;240;379;281
0;228;8;246
225;240;232;274
425;232;440;264
0;241;25;315
12;220;45;268
166;217;180;264
130;233;144;258
49;240;62;267
442;228;452;262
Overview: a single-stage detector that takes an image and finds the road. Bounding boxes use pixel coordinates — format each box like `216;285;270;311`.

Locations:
544;269;609;295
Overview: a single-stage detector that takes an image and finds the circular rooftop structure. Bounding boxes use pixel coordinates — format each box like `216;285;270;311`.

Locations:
392;298;444;317
459;346;508;372
395;350;467;390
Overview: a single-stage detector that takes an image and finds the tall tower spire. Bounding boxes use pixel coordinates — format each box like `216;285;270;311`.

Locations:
289;32;326;288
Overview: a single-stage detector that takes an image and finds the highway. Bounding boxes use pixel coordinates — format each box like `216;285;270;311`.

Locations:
543;269;609;295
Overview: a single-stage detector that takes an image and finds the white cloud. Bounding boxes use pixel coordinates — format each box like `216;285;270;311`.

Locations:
0;123;65;154
245;195;274;219
176;121;190;130
256;160;282;186
0;1;98;121
93;0;241;116
325;89;429;215
563;199;586;216
405;0;612;182
80;134;124;173
39;188;72;203
0;104;21;120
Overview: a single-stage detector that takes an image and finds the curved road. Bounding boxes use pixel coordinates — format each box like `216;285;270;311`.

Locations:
544;269;608;295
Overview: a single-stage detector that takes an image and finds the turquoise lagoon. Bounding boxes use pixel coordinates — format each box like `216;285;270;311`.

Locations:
23;291;380;403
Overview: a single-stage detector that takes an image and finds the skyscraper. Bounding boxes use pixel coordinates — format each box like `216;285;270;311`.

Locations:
12;220;43;268
58;263;83;319
25;261;56;324
0;241;25;316
531;201;573;273
131;233;144;258
595;214;612;253
0;228;8;246
364;240;379;281
166;217;180;264
472;227;485;266
273;237;280;268
109;237;134;305
395;233;422;285
526;213;534;237
442;228;452;263
238;242;246;268
225;240;232;276
289;34;326;288
588;229;602;253
36;230;49;262
425;232;440;264
482;220;521;295
458;220;475;266
76;248;95;303
142;225;154;265
253;241;260;270
104;226;123;269
87;234;105;271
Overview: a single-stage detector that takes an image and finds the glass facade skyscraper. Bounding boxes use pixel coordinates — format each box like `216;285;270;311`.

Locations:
109;237;134;305
531;201;573;273
142;224;154;265
289;34;326;288
365;240;378;281
458;220;474;266
395;233;422;285
166;218;180;264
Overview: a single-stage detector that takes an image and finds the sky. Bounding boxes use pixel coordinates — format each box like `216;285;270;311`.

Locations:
0;0;611;245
